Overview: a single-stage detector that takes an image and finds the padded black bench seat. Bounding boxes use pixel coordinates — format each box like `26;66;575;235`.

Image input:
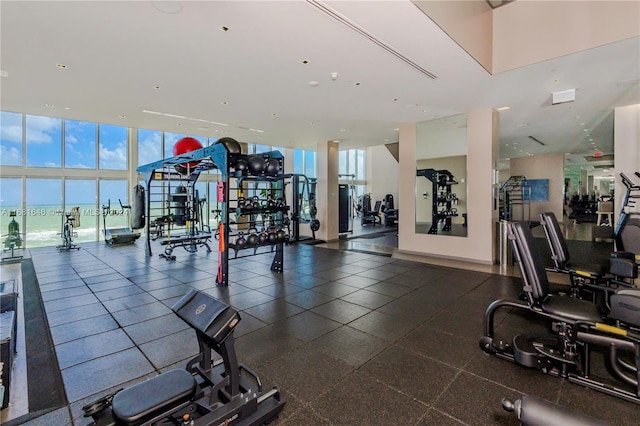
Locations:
112;369;196;426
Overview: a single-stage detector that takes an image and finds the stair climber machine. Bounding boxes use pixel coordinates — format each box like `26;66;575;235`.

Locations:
82;289;285;426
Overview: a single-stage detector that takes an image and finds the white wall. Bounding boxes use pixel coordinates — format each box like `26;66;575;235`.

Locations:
398;109;499;264
509;153;565;222
366;144;399;205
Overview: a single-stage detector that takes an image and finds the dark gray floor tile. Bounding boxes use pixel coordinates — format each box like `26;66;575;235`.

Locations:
243;299;305;324
38;278;86;292
56;328;134;369
339;288;394;309
226;290;275;311
310;325;387;367
61;347;155;402
310;371;427;426
333;275;380;289
41;285;92;302
102;292;157;312
46;302;109;327
260;346;352;403
94;284;145;301
361;346;458;404
272;311;341;342
285;274;329;289
465;348;564;400
312;281;360;298
283;289;334;310
134;277;184;291
398;325;478;368
83;273;123;285
236;325;305;368
50;314;119;345
148;283;193;301
138;328;198;369
124;313;189;345
355;268;398;281
37;273;81;285
556;380;638;425
87;278;136;293
254;282;305;299
111;301;173;327
377;296;440;324
433;371;520;426
349;310;419;342
127;271;170;284
310;299;370;324
365;280;414;297
233;312;268;337
416;408;466;425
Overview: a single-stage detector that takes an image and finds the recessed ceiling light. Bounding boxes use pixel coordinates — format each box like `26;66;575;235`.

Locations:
221;101;228;105
553;79;560;83
516;123;528;127
392;98;398;102
272;113;277;116
119;115;126;118
310;122;316;125
302;60;309;64
355;82;361;86
64;107;70;110
583;129;589;132
45;103;54;107
589;138;594;141
56;64;67;69
580;122;585;126
506;143;510;146
308;81;319;87
340;129;347;132
152;0;183;14
496;106;510;111
394;128;399;131
384;139;389;142
575;115;581;119
220;26;229;32
153;86;161;90
176;123;182;126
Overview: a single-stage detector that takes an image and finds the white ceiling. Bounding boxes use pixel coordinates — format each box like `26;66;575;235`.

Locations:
1;0;638;166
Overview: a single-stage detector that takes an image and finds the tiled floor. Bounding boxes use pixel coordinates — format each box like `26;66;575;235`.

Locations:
9;236;640;425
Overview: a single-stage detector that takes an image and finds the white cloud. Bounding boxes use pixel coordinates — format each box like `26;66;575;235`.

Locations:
66;134;78;144
0;125;22;144
67;163;91;169
0;144;21;165
44;161;60;167
100;142;127;169
138;135;162;166
26;115;60;144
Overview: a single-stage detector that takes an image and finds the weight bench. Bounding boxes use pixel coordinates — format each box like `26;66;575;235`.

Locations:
111;369;197;425
159;233;212;256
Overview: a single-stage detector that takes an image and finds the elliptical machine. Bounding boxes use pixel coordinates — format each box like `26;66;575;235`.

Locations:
83;289;285;425
57;208;80;252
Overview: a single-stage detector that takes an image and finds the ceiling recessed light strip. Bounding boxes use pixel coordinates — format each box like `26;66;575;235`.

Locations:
142;109;264;133
527;136;546;146
306;0;438;80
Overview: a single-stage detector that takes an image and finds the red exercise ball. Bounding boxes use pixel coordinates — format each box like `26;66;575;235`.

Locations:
173;137;203;174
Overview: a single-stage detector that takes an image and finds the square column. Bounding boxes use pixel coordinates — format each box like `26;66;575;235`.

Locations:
316;140;340;242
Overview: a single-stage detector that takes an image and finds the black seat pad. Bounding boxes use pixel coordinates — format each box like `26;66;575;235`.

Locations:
542;295;602;323
112;369;196;425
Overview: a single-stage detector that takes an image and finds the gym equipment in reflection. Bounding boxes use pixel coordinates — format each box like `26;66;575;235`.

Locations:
2;211;24;263
499;175;531;222
137;137;287;286
102;196;142;245
615;172;640;254
359;194;381;226
381;194;398;227
82;289;285;425
56;207;81;251
338;184;351;233
501;395;605;425
282;174;319;242
479;221;640;405
417;168;459;234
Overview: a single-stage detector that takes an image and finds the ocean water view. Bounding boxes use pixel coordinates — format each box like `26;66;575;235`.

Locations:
0;204;129;248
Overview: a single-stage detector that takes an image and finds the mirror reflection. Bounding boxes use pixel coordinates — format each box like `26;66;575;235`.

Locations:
415;114;468;237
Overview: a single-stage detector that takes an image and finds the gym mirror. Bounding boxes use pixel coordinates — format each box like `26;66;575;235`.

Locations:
415;113;468;237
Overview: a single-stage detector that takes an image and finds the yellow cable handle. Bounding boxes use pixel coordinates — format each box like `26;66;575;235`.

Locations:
595;322;628;337
574;270;591;278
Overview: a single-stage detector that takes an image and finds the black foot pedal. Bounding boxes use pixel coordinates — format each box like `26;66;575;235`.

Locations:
512;334;556;370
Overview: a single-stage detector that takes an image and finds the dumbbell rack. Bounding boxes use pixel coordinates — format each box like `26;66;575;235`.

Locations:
137;143;288;286
417;168;459;234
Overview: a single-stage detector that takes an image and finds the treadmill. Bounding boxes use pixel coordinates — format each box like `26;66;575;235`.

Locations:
102;199;141;245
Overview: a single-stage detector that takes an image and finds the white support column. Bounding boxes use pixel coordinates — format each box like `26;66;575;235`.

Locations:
316;140;339;242
614;104;640;222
